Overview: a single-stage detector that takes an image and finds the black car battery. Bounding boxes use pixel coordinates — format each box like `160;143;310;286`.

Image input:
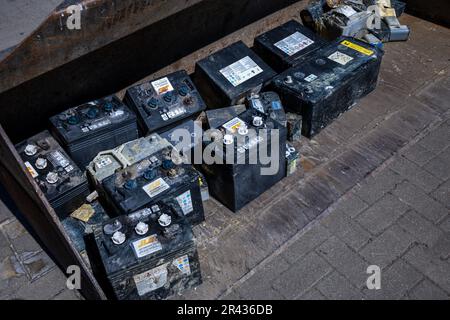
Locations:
272;37;383;138
246;91;287;127
253;20;328;72
201;109;287;212
49;95;138;168
15;131;90;217
102;144;205;225
194;41;276;109
123;70;207;135
86;202;202;300
61;200;111;254
285;143;300;177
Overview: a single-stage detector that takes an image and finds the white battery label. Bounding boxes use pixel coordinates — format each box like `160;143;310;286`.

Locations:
274;32;314;56
24;162;39;178
132;234;163;258
176;190;194;216
220;56;263;87
143;178;170;198
133;264;168;296
151;77;174;95
328;51;354;65
222;117;246;133
304;74;318;82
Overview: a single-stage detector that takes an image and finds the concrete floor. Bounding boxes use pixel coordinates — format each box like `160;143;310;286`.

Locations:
0;4;449;300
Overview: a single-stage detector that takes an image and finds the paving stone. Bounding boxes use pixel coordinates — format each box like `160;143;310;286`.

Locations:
430;180;450;209
18;251;55;281
424;148;450;181
281;224;331;264
391;181;448;224
322;210;372;251
402;143;437;167
356;194;409;235
0;231;13;261
12;267;68;300
388;155;442;192
397;210;444;247
415;76;450;114
362;259;422;300
332;192;369;219
322;159;363;193
407;279;450;300
354;169;403;205
429;234;450;261
316;236;368;289
439;216;450;233
417;123;450;155
359;224;415;269
298;288;327;300
52;289;82;300
272;252;332;299
0;200;12;224
403;244;450;293
0;255;28;299
316;271;365;300
0;218;28;240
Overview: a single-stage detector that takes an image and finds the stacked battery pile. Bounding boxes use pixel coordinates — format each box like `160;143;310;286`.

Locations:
14;1;410;299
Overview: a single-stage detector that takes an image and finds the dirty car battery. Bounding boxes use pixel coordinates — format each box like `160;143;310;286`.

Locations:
101;144;205;225
86;202;202;300
202;109;287;212
15;131;90;218
272;37;383;138
123;70;206;135
49;95;138;168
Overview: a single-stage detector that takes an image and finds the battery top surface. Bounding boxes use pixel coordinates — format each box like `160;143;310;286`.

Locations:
160;119;203;154
205;105;247;130
15;130;87;202
102;146;201;214
273;37;384;104
205;108;287;166
92;203;194;275
49;95;136;144
195;41;276;101
124;70;206;133
254;20;327;69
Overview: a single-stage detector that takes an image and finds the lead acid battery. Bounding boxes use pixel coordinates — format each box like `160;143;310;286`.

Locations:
86;202;202;300
15;131;90;217
194;41;276;109
101;144;205;225
246;91;287;127
123;70;207;135
272;37;383;138
49;95;138;168
253;20;328;72
201;109;287;212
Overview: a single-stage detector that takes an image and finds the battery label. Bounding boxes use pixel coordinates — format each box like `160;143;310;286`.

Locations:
274;32;314;56
340;40;374;56
143;178;170;198
151;77;174;95
176;190;194;216
328;51;354;65
48;151;73;172
132;234;163;258
173;255;191;275
220;56;263;87
304;74;318;82
95;156;113;169
24;161;39;178
222;117;246;133
133;264;168;296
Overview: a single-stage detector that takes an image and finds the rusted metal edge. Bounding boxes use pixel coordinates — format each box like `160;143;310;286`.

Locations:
0;0;203;94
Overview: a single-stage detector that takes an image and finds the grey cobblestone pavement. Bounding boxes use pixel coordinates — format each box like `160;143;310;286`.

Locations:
0;12;449;300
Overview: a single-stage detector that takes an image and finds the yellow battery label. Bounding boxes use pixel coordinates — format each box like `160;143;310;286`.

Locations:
341;40;374;56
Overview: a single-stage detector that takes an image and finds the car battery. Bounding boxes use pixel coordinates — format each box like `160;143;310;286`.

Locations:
253;20;328;72
286;112;303;142
86;202;202;300
205;105;247;130
15;131;90;218
272;37;383;138
61;200;110;254
87;134;172;191
246;92;287;127
123;70;207;135
201;109;287;212
195;41;276;109
101;144;205;225
285;143;300;177
49;95;138;168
